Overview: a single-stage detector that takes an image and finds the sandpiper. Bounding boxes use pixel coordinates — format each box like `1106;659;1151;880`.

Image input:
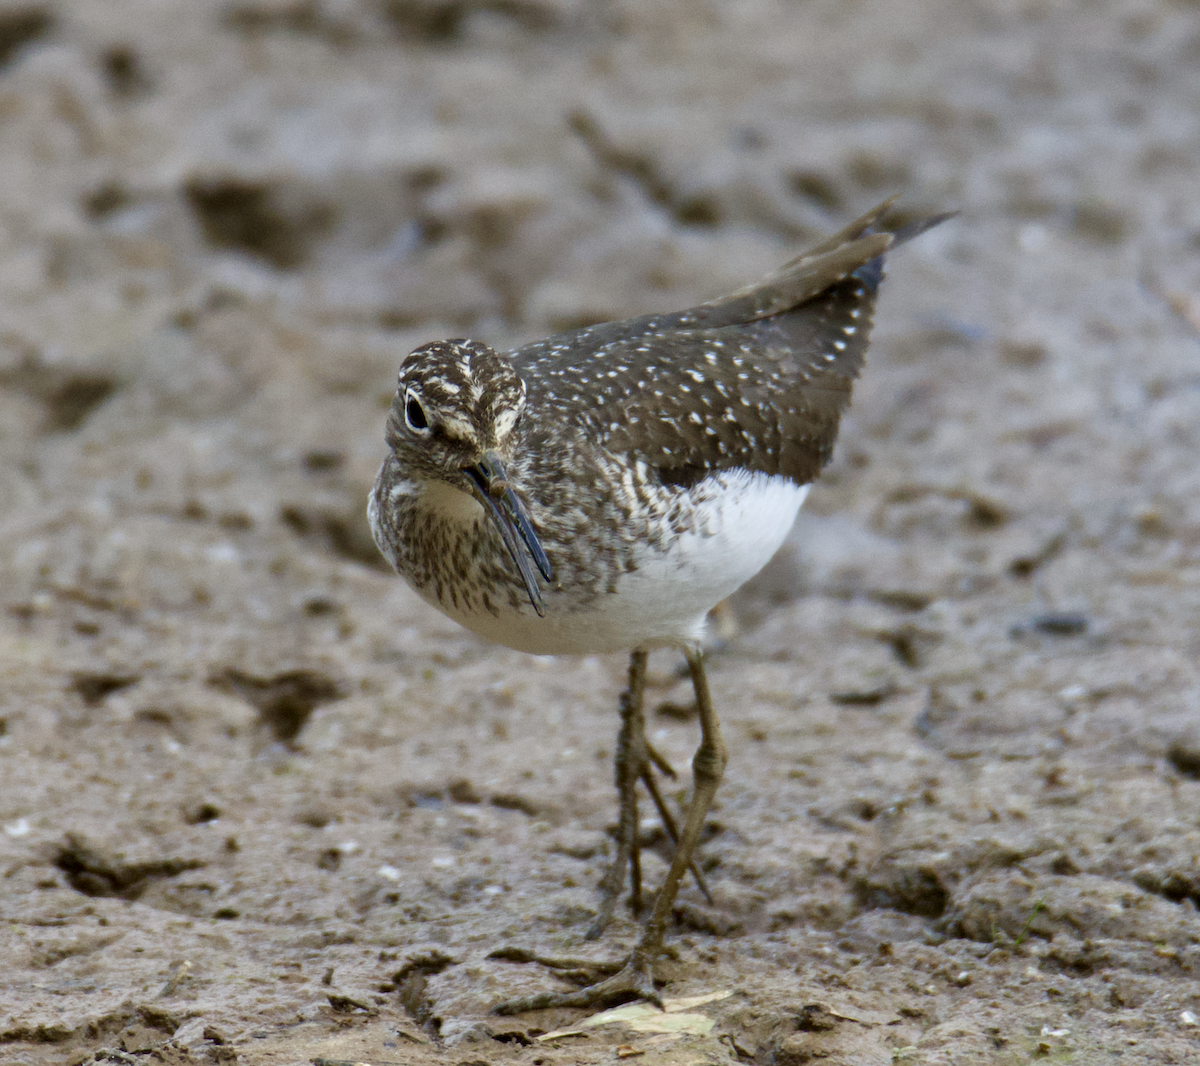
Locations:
370;197;951;1011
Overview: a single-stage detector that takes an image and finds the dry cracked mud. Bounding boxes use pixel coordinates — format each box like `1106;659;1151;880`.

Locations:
3;1;1200;1063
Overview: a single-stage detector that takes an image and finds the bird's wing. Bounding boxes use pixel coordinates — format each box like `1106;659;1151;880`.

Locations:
513;199;951;486
519;270;876;487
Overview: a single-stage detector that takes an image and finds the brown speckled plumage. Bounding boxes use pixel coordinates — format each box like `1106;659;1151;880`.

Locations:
368;199;952;1012
370;199;949;632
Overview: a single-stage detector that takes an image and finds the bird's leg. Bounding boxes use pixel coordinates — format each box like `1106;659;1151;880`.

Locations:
492;646;727;1014
638;758;713;906
590;650;711;939
637;691;713;903
587;648;648;939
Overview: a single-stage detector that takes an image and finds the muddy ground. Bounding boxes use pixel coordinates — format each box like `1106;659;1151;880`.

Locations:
3;0;1200;1063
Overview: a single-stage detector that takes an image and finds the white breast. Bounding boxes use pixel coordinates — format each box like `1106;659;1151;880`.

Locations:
452;471;810;656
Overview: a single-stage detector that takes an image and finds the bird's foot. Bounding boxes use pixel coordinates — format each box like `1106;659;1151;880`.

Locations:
490;949;660;1015
486;946;622;987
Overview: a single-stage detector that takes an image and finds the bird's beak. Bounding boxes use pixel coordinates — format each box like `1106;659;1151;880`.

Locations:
463;451;553;617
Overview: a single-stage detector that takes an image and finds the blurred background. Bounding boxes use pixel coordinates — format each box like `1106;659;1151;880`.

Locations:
3;1;1200;1063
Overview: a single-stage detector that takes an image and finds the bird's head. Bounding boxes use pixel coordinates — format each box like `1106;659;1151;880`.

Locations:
385;338;552;613
387;339;526;474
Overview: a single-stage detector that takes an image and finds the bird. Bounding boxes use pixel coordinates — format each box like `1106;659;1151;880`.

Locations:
369;197;952;1013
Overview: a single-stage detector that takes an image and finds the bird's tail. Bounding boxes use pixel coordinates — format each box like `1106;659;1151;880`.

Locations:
697;197;955;324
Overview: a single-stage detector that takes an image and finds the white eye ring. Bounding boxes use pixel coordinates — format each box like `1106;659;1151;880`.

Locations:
403;389;431;433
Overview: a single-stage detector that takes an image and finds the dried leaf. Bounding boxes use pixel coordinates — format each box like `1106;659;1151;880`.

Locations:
663;990;733;1012
629;1012;715;1036
540;998;721;1040
537;1028;587;1042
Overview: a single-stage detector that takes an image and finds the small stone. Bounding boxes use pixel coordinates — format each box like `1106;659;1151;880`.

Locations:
440;1020;494;1046
447;778;482;804
1167;737;1200;780
1030;613;1088;636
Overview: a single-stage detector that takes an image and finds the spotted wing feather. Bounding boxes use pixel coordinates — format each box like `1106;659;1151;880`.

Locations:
513;201;950;487
521;273;876;486
514;242;895;486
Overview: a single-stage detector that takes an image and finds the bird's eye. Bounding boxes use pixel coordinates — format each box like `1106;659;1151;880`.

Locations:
404;391;430;432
